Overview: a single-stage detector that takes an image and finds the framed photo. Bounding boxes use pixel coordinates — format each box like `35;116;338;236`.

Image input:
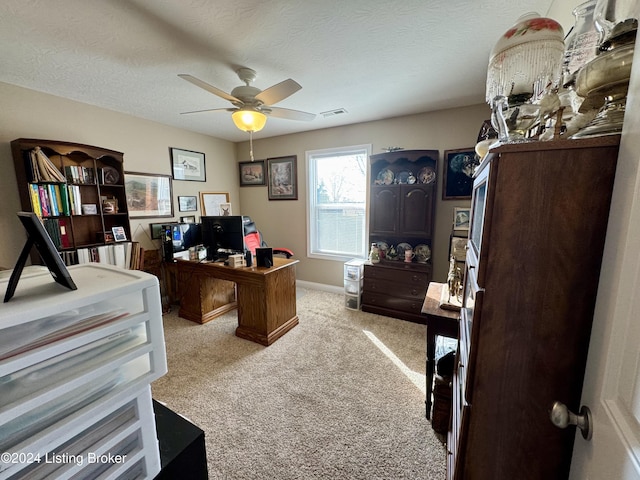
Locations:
181;215;196;223
124;172;173;218
150;222;167;240
112;226;127;242
267;155;297;200
170;147;206;182
239;160;266;186
200;192;230;216
454;207;471;230
219;203;232;216
443;148;479;200
450;235;467;262
178;195;197;212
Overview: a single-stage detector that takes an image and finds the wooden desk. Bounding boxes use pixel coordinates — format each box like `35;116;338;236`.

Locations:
421;282;460;420
176;257;299;346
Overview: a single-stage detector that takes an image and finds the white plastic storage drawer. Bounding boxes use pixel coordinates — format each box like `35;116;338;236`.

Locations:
344;259;365;281
345;293;361;310
0;264;167;480
1;386;160;480
344;279;363;295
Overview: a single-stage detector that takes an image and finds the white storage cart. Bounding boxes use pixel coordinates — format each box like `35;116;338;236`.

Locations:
0;263;167;479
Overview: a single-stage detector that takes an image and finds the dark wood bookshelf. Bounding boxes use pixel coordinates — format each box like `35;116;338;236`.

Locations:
11;138;131;265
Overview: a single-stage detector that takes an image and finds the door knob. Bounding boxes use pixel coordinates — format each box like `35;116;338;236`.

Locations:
550;401;592;441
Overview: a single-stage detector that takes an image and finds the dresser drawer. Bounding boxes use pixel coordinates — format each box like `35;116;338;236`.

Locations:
363;277;426;301
364;264;429;285
361;291;424;314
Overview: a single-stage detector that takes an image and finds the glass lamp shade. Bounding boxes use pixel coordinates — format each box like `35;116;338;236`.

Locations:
232;109;267;132
486;13;565;103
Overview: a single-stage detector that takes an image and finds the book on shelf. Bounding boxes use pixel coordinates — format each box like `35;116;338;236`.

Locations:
29;183;72;218
75;242;142;270
29;147;65;183
64;165;95;184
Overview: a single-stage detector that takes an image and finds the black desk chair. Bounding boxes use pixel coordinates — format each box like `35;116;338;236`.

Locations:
242;216;293;258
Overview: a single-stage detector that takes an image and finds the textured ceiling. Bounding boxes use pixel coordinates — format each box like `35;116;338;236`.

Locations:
0;0;555;142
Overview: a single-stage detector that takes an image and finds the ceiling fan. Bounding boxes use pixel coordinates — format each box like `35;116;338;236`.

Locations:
178;68;315;133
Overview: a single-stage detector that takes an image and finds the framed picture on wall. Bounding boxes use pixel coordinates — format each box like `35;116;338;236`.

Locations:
453;207;471;230
200;192;230;216
239;160;266;186
267;155;297;200
443;148;480;200
170;147;206;182
124;172;173;218
178;195;197;212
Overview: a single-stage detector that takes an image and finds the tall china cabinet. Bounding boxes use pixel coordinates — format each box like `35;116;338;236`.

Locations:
449;136;620;479
362;150;438;323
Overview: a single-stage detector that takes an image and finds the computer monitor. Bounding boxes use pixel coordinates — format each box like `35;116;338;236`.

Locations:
201;216;245;260
168;223;201;252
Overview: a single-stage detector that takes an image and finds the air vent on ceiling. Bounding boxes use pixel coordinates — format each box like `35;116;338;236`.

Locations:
320;108;348;118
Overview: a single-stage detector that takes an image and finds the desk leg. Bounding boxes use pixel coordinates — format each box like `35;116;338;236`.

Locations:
426;328;436;420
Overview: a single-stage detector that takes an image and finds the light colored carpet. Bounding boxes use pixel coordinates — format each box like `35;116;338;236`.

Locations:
151;288;447;480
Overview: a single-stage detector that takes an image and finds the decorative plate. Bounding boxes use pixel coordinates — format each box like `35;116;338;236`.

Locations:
415;244;432;263
102;166;120;185
396;242;412;258
376;168;395;185
396;170;411;184
417;166;436;184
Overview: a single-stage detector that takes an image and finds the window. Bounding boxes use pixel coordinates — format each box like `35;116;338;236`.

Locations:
306;145;370;260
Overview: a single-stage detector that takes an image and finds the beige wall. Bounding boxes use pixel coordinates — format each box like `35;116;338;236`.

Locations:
0;80;488;286
236;104;490;285
0;81;237;269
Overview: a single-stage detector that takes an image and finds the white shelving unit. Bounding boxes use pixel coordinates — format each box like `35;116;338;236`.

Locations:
344;259;365;310
0;263;167;480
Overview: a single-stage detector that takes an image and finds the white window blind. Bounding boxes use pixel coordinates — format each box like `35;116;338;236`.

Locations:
306;145;370;260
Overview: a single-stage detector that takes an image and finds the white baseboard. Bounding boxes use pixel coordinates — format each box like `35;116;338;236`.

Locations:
296;280;343;295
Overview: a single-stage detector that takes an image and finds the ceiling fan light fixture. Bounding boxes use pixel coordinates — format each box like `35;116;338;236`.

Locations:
232;109;267;132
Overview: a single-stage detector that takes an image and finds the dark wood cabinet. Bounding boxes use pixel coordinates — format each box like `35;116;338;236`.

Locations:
11;138;131;265
363;150;437;323
449;136;620;480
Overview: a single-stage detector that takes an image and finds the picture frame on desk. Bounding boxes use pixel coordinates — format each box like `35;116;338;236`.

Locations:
124;172;173;218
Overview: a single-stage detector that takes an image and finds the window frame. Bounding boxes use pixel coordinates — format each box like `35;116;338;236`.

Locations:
306;144;371;262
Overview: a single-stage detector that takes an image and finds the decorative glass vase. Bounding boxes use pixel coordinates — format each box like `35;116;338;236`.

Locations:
571;0;638;138
486;13;565;143
563;0;600;89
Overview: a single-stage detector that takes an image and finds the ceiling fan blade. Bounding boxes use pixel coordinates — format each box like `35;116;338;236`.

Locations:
266;106;316;121
255;78;302;105
178;74;241;103
180;107;235;115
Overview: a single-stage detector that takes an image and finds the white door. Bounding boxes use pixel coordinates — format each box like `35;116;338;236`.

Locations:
569;33;640;480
